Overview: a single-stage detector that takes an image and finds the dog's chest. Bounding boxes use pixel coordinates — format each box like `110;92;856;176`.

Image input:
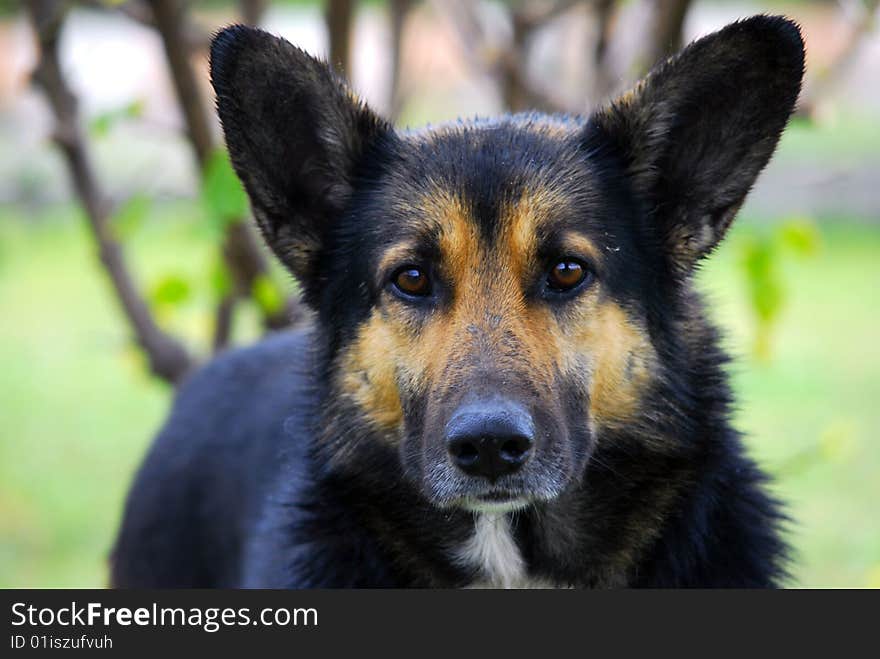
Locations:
455;513;560;589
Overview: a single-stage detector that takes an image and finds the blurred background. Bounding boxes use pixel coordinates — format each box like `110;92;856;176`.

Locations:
0;0;877;588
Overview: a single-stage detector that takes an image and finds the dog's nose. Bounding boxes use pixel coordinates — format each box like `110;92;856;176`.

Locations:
445;399;535;481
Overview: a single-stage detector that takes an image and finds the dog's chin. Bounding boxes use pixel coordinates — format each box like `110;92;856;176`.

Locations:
416;455;572;513
457;496;531;514
431;488;547;514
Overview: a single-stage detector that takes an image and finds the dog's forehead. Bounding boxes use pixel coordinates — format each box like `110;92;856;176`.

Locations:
375;117;606;247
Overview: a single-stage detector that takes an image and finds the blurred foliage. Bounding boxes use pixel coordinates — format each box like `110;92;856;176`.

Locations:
774;420;859;477
251;273;285;316
88;99;145;139
210;256;235;299
110;193;151;241
739;218;821;361
201;147;249;236
149;273;192;310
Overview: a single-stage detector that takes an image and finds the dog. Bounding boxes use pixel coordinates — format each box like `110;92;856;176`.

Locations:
111;15;805;588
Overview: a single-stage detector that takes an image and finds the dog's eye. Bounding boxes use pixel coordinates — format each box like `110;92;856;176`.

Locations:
547;260;589;292
392;266;431;297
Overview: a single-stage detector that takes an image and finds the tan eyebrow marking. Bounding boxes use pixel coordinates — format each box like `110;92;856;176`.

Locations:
378;242;422;276
558;231;603;266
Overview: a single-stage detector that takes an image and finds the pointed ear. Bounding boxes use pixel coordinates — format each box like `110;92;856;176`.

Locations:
210;25;392;302
588;15;804;272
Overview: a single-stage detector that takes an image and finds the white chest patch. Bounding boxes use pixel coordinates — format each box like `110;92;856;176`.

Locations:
456;513;549;589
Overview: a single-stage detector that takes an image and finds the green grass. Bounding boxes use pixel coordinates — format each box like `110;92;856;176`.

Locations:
1;202;878;587
699;221;880;587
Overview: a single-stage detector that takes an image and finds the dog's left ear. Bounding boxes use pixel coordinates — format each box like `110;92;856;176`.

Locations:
588;15;804;272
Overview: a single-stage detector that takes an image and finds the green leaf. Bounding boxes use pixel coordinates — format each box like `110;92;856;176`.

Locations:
778;218;821;257
209;258;234;299
251;274;283;316
739;233;786;361
110;194;150;241
90;113;113;138
89;99;145;138
741;236;784;324
123;99;145;119
201;148;248;233
149;274;191;308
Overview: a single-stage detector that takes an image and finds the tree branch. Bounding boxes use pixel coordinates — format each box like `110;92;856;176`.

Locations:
146;0;302;351
639;0;692;73
148;0;214;166
27;0;194;384
239;0;268;27
388;0;413;120
798;0;880;118
325;0;355;75
431;0;575;113
80;0;211;51
590;0;618;102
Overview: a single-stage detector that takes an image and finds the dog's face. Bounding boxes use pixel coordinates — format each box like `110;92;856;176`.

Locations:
211;17;804;511
326;123;661;510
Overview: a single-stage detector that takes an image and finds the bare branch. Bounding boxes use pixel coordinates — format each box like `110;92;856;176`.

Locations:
515;0;581;30
798;0;880;118
590;0;618;101
148;0;214;167
325;0;355;75
638;0;692;74
428;0;491;75
431;0;576;113
501;8;534;112
27;0;194;384
388;0;413;120
79;0;211;51
239;0;268;27
146;0;302;351
212;295;236;353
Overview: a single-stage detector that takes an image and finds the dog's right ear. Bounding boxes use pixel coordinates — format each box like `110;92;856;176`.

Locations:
210;26;391;303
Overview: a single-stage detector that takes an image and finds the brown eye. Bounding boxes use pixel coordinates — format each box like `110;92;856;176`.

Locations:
547;260;588;292
393;267;431;297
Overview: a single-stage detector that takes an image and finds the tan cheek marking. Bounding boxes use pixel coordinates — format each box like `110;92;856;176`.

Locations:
508;299;564;373
567;300;656;425
339;311;406;435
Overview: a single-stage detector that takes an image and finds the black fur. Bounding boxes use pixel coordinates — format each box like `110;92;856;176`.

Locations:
112;16;804;588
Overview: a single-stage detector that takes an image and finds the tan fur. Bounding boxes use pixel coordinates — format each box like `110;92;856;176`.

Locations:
337;182;656;439
339;312;406;434
573;301;656;426
557;230;602;265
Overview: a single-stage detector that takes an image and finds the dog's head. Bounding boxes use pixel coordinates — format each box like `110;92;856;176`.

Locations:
211;17;804;512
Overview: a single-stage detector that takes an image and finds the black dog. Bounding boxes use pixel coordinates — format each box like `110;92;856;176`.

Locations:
112;15;805;587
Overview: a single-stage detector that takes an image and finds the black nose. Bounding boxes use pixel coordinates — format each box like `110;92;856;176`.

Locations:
445;399;535;481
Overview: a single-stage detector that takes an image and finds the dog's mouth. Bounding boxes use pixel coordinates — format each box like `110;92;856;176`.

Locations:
416;438;574;512
456;489;531;514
